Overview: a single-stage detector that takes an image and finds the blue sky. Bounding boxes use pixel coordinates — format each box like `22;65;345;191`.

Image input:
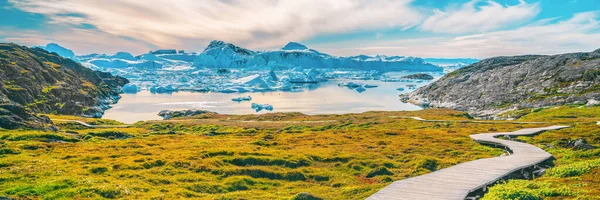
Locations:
0;0;599;58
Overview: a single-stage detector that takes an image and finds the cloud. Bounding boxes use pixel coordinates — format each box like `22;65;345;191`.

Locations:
420;0;540;34
0;27;154;54
8;0;424;51
314;12;600;58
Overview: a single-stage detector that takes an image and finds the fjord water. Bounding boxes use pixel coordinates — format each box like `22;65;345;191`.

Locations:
103;73;439;123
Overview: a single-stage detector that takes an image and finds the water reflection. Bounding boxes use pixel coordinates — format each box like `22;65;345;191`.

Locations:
103;73;440;123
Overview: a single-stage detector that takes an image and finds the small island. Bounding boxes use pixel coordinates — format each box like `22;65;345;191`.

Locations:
401;73;434;80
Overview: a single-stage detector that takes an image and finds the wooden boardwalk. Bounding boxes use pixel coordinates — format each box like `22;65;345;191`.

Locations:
367;125;568;200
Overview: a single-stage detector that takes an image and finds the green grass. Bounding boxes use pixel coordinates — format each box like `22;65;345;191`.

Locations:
1;109;525;199
1;107;599;199
483;180;575;200
546;158;600;178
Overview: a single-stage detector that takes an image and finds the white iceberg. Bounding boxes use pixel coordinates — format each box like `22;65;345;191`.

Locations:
122;83;140;93
232;96;252;102
251;103;273;112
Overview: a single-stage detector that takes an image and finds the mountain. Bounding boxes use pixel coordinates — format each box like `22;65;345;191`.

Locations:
404;49;600;116
39;43;76;59
194;40;443;71
0;43;128;129
282;42;308;50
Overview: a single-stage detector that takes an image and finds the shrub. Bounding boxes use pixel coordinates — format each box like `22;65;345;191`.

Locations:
0;147;20;155
292;192;324;200
483;180;574;200
90;167;108;174
546;158;600;178
366;167;393;178
86;131;131;140
225;156;312;168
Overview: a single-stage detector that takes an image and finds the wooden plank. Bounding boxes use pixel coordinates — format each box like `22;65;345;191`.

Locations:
367;125;568;200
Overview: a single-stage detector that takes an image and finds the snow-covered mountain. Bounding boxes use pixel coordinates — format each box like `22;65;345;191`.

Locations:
36;43;75;59
29;41;466;94
35;41;450;72
194;40;443;72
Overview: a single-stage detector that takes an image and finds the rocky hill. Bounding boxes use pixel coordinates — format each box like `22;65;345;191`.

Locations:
0;43;128;129
405;49;600;117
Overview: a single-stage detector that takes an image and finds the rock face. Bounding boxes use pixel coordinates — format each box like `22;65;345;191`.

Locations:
0;43;128;129
158;109;214;120
406;49;600;116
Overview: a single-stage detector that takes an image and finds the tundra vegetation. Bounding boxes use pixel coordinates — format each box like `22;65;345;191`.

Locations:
0;107;598;199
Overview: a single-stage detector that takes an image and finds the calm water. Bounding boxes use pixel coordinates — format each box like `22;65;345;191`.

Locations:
103;74;439;123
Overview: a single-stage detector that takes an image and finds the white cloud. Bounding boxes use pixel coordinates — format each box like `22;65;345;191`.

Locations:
8;0;423;51
0;28;154;55
314;12;600;58
420;0;540;34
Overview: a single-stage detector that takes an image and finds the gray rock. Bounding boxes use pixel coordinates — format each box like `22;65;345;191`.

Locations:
568;138;595;150
407;49;600;117
587;99;600;107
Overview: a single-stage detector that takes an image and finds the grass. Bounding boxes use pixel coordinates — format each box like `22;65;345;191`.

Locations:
1;107;598;199
1;109;528;199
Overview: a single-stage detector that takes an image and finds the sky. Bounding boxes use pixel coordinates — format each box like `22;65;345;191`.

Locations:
0;0;599;58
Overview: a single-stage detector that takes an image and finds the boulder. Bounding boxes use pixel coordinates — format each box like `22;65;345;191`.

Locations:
567;138;595;150
587;99;599;107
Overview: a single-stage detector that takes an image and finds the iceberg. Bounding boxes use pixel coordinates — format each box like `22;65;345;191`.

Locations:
194;40;443;72
122;83;140;93
251;103;273;112
364;84;378;88
397;88;405;91
355;86;366;93
151;85;178;94
338;82;361;88
112;52;136;60
232;96;252;102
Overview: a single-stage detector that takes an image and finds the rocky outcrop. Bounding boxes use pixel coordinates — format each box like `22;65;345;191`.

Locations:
0;43;128;129
401;73;434;80
158;109;215;120
406;49;600;116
